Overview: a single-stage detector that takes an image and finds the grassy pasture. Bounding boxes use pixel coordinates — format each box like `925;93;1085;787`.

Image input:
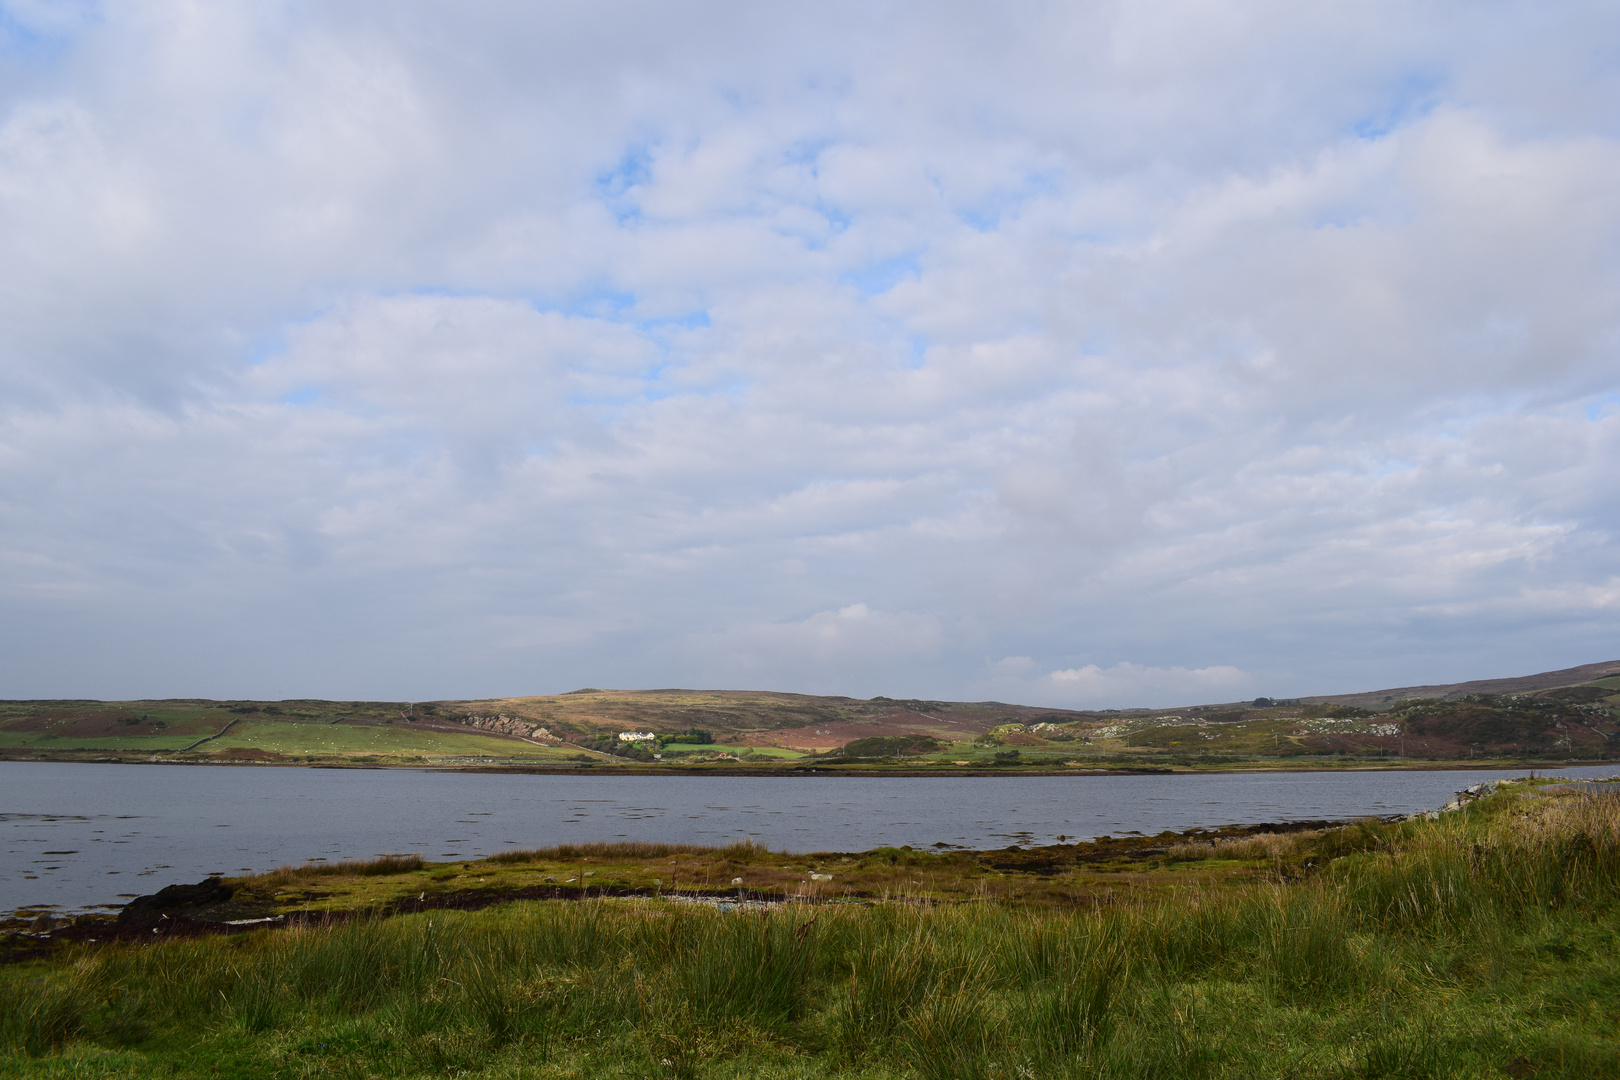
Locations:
3;783;1618;1078
0;732;202;752
203;720;575;760
660;744;806;759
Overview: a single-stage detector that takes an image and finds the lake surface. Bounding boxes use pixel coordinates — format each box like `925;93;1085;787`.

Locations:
5;761;1617;916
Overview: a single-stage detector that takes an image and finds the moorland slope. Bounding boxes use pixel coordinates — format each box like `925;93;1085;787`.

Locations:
1;660;1615;770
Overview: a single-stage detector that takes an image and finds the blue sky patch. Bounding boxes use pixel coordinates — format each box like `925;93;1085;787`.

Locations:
1585;392;1620;421
1351;70;1443;140
0;2;96;63
594;144;654;224
840;253;922;296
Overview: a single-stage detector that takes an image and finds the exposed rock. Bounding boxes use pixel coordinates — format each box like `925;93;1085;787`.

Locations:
1405;777;1620;821
458;714;561;742
117;877;234;926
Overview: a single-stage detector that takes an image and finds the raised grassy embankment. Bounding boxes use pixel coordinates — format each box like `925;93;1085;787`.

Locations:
3;779;1618;1078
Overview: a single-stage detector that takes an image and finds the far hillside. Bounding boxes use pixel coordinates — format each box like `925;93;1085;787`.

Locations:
426;688;1097;755
1299;659;1620;710
0;660;1614;770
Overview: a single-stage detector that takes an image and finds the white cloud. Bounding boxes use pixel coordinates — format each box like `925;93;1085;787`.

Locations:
1048;664;1252;709
971;659;1251;710
0;1;1617;701
672;604;949;696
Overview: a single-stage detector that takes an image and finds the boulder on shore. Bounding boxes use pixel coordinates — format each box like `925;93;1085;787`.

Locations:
116;878;234;926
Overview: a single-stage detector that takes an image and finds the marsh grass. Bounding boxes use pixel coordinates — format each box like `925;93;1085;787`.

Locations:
4;787;1619;1078
487;841;709;864
1166;829;1321;862
255;853;424;887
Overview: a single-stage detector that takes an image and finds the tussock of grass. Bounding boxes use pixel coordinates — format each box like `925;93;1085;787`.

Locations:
254;853;423;886
485;841;713;864
1166;829;1323;861
4;785;1619;1078
718;836;772;861
487;837;770;866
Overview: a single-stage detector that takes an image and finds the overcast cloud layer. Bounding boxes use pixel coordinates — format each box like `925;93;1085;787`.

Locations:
1;1;1617;707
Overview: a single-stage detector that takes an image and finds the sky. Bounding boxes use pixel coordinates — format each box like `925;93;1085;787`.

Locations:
1;1;1617;708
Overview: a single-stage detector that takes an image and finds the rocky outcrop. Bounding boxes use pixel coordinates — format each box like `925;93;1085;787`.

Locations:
458;714;561;742
1407;777;1620;821
117;878;234;927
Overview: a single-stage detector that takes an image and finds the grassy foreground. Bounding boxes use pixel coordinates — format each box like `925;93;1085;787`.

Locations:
4;786;1619;1079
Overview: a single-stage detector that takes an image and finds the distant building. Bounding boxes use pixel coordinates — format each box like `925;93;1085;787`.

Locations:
618;731;656;742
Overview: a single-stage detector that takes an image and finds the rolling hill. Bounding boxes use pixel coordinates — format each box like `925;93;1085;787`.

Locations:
1;660;1615;768
1300;659;1620;710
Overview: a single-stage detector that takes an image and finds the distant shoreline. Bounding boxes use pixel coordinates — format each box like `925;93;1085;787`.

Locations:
0;755;1607;778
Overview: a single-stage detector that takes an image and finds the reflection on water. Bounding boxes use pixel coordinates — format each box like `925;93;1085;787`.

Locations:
4;761;1616;916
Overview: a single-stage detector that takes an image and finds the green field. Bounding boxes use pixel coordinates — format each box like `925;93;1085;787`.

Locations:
0;732;202;752
660;743;805;758
0;720;584;762
736;745;805;759
204;720;577;760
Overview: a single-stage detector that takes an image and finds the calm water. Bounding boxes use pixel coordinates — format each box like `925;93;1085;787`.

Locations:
5;761;1617;916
